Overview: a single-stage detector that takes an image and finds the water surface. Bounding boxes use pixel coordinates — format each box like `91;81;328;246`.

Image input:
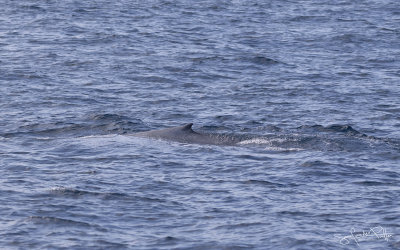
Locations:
1;0;400;249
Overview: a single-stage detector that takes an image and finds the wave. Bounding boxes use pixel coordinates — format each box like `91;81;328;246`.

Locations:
296;124;367;136
48;186;129;200
27;216;93;228
46;186;169;203
1;113;144;139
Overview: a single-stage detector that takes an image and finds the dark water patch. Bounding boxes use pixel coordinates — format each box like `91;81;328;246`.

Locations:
277;210;311;217
289;15;329;22
300;160;331;168
89;113;139;124
164;241;253;250
88;240;129;249
7;123;91;138
126;75;175;84
298;160;377;180
88;114;144;130
352;180;393;186
297;124;366;136
1;114;144;138
48;187;129;200
242;179;284;187
252;124;284;133
27;216;95;228
237;154;272;161
151;235;181;248
374;107;400;114
47;239;130;249
245;56;280;66
20;4;45;11
215;222;269;230
331;33;376;46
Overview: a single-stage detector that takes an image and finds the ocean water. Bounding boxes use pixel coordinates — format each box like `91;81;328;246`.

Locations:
1;0;400;249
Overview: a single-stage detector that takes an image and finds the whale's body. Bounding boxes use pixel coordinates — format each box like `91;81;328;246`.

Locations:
133;123;243;146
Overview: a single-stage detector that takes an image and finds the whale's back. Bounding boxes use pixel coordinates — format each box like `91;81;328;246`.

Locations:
133;123;241;145
134;123;197;142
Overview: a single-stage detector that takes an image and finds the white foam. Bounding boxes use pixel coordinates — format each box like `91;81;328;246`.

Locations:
237;138;271;145
238;138;303;151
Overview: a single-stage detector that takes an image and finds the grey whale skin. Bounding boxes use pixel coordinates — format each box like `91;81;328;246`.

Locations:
133;123;243;146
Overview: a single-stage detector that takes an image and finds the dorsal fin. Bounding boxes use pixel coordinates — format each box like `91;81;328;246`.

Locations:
182;123;193;131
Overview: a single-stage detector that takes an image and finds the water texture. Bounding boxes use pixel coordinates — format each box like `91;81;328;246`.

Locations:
1;0;400;249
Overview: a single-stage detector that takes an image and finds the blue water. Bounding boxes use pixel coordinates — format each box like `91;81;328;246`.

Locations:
1;0;400;249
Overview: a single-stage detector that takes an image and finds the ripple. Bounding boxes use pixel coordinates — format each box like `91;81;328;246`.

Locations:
27;216;94;228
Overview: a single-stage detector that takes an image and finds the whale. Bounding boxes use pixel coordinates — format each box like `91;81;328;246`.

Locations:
132;123;245;146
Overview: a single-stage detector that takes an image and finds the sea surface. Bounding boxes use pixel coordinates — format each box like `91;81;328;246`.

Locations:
1;0;400;249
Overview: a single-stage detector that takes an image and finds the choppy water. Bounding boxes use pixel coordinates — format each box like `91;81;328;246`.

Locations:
1;0;400;249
